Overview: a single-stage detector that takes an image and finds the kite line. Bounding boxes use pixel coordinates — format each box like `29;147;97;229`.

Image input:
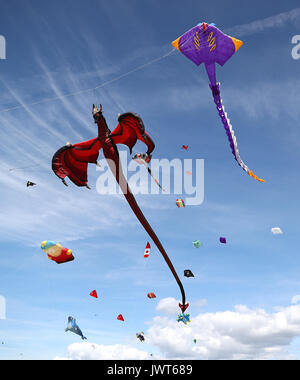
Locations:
0;49;176;114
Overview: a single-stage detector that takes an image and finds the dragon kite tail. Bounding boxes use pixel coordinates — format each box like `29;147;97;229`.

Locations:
105;154;186;312
209;82;265;183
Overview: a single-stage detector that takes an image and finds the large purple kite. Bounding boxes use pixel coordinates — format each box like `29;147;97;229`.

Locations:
172;22;264;182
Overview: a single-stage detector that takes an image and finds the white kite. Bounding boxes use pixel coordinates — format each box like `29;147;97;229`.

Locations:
271;227;283;235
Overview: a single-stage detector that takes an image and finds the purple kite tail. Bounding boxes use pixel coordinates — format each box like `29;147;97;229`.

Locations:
210;83;264;183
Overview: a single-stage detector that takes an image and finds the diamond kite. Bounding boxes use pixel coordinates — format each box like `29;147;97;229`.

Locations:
90;290;98;298
176;199;185;208
219;237;227;244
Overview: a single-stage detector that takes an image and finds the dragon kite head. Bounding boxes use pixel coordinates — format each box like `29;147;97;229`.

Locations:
92;104;103;123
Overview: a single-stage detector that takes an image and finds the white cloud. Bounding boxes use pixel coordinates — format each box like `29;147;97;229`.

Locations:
148;298;300;360
291;295;300;305
224;8;300;37
54;342;149;360
156;297;180;316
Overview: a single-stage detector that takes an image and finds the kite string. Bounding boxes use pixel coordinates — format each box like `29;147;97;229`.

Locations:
0;49;176;114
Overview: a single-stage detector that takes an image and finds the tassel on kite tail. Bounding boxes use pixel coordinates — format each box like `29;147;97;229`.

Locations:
209;82;264;182
105;152;187;313
132;154;166;192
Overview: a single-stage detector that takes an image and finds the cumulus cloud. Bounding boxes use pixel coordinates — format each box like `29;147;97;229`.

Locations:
148;298;300;360
54;342;150;360
156;297;180;316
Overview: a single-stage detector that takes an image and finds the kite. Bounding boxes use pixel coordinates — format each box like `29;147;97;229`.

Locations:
177;313;191;325
271;227;283;235
172;23;264;182
219;237;227;244
184;269;195;278
193;339;197;344
176;199;185;208
117;314;124;322
52;105;187;314
65;317;87;340
90;290;98;298
136;332;145;342
144;242;151;258
193;240;202;248
181;145;189;150
26;181;36;187
41;240;74;264
147;292;156;299
132;153;165;192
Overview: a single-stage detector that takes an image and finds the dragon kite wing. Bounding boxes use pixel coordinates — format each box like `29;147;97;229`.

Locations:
52;138;102;187
172;22;264;183
110;113;155;156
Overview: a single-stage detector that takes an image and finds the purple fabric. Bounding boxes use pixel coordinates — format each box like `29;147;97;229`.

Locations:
220;237;227;244
210;83;239;163
177;24;235;67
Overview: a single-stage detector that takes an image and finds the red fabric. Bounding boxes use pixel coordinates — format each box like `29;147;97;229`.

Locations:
48;247;74;264
90;290;98;298
179;303;189;312
52;139;102;186
117;314;124;321
147;292;156;299
110;113;155;155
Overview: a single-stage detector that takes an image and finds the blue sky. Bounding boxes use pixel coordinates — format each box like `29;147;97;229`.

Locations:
1;0;300;360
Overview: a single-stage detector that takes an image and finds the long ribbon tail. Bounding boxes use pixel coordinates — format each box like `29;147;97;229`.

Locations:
209;82;264;183
145;165;166;192
106;153;186;311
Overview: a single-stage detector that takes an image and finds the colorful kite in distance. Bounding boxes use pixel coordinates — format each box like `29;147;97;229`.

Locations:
271;227;283;235
132;153;165;192
176;199;185;208
177;313;191;325
41;241;74;264
182;145;189;150
26;181;36;187
172;22;264;182
147;292;156;299
193;240;202;248
90;290;98;298
184;270;195;278
136;332;145;342
144;242;151;258
65;317;87;340
117;314;124;322
219;237;227;244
